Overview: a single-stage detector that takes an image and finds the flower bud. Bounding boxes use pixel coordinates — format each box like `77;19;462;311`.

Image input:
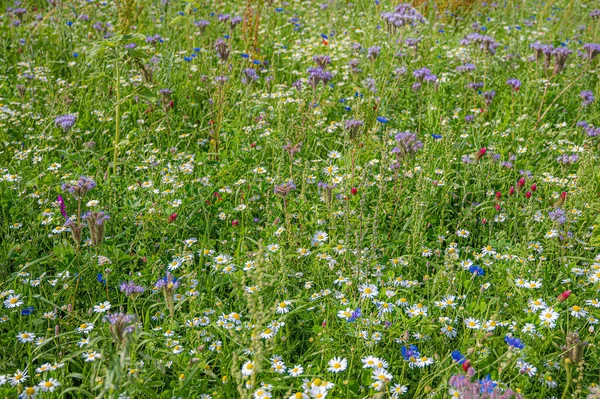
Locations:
530;184;537;192
231;220;239;227
508;186;515;196
557;290;572;302
351;187;358;196
525;191;531;199
168;213;177;223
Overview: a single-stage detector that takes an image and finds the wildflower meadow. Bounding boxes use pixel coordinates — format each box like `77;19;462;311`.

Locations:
1;0;600;398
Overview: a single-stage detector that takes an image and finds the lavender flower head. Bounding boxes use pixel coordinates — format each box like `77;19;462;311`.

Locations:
312;55;331;68
380;4;427;33
556;153;579;165
506;78;521;91
194;20;210;32
242;68;259;84
368;46;381;61
55;114;77;132
61;176;96;198
120;281;145;297
483;90;496;105
215;38;230;62
548;208;567;225
580;90;595;106
274;181;297;197
456;63;476;73
581;43;600;61
105;312;137;345
307;67;332;89
155;271;180;291
345;119;364;139
392;132;423;159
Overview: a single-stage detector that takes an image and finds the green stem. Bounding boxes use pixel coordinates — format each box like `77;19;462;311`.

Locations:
113;59;121;176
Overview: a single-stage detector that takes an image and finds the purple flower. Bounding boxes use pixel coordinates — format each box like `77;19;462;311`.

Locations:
242;68;259;84
456;63;476;73
307;67;332;89
312;55;331;68
120;281;145;297
274;181;297;197
214;38;230;62
194;20;210;32
483;90;496;105
506;78;521;91
580;90;595;106
548;208;567;225
62;176;96;198
581;43;600;60
392;132;423;159
556;153;579;165
155;272;180;291
57;195;67;219
367;46;381;61
55;114;77;131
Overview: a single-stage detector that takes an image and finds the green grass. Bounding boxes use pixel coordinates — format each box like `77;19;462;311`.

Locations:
0;0;600;398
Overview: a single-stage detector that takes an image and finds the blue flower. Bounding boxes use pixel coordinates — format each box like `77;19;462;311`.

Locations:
241;53;249;58
321;34;328;39
479;375;497;394
504;335;525;349
97;273;106;285
348;308;361;322
21;306;35;316
451;350;466;364
468;265;485;276
432;134;442;139
67;21;73;26
401;344;420;361
376;116;389;123
275;8;284;12
73;53;79;58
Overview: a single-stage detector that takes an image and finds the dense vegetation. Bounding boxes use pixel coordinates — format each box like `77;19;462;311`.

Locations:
1;0;600;398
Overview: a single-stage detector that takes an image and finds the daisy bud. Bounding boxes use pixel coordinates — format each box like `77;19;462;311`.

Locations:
525;191;532;198
508;186;515;196
557;290;572;302
531;184;537;192
168;213;177;223
351;187;358;196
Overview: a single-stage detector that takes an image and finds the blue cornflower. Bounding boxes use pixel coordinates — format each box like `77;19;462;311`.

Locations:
73;53;79;58
469;265;485;276
275;8;283;12
348;308;361;322
321;33;328;39
479;375;497;394
21;306;35;316
504;335;525;349
241;53;249;58
376;116;389;123
451;350;466;364
401;345;420;361
97;273;106;285
67;21;73;26
432;134;442;139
